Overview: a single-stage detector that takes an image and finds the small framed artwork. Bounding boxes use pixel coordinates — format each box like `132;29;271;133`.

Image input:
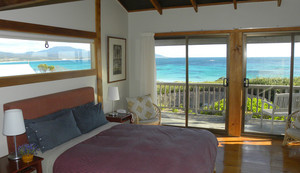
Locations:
107;36;126;83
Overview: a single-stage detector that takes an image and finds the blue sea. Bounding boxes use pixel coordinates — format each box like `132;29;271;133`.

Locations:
156;57;300;82
0;60;91;73
1;57;299;82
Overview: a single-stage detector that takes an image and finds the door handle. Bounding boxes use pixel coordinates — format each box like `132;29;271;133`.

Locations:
223;78;229;87
244;78;249;88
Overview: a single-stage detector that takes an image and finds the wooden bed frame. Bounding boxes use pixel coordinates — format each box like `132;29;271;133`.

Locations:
3;87;95;153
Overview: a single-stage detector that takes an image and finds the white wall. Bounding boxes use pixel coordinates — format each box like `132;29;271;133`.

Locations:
0;0;95;32
101;0;129;113
0;0;96;157
128;0;300;97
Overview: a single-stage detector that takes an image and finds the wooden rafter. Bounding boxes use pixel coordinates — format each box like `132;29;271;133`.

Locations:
278;0;282;7
150;0;162;15
0;0;81;11
190;0;198;12
233;0;237;9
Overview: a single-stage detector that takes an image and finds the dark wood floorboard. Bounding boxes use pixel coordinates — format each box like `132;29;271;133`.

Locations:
216;137;300;173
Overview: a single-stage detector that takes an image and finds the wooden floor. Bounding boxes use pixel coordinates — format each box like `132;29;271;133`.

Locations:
216;137;300;173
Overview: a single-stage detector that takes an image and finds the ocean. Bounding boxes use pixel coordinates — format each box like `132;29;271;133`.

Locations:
0;60;91;73
1;57;299;82
156;57;300;82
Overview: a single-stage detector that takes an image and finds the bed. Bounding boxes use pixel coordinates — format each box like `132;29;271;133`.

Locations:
4;87;218;173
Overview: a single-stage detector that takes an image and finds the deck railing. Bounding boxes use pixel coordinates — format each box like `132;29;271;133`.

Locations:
157;82;300;115
157;82;226;114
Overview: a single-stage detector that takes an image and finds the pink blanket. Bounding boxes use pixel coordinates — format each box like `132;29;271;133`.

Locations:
54;124;218;173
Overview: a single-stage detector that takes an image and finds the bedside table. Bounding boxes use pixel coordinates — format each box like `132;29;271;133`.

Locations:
0;155;43;173
106;113;133;123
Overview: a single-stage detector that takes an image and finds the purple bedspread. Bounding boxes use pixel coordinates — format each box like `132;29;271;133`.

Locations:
54;124;218;173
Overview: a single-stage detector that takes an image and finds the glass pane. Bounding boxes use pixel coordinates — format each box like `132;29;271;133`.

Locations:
293;35;300;111
155;38;186;127
0;37;92;77
187;36;228;130
244;35;291;135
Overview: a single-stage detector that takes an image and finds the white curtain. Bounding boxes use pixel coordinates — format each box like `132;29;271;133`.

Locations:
138;33;157;104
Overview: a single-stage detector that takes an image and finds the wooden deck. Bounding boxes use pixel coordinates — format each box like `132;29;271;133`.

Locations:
161;111;286;135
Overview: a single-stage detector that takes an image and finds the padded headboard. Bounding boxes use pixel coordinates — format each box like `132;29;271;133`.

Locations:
3;87;95;153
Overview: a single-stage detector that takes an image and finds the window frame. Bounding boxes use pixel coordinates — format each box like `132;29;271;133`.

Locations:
0;19;97;87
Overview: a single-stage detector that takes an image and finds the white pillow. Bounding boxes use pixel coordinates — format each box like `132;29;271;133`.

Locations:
126;95;156;120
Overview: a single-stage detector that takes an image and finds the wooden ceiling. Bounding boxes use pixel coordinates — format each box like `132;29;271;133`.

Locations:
0;0;82;11
118;0;282;15
0;0;281;13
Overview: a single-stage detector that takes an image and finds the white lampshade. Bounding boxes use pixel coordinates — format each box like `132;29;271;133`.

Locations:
108;86;120;101
3;109;26;136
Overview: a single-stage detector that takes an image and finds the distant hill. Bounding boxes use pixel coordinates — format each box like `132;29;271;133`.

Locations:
0;46;90;62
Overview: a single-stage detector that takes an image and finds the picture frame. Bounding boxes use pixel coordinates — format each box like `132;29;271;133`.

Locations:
107;36;126;83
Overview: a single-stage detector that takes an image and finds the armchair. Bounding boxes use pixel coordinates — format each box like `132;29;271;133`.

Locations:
262;93;300;130
126;95;161;125
282;110;300;146
132;103;161;125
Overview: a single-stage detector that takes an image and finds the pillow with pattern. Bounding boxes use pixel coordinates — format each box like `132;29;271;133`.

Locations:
126;95;156;120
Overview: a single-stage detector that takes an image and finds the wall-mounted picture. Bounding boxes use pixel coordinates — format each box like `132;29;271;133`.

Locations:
107;37;126;83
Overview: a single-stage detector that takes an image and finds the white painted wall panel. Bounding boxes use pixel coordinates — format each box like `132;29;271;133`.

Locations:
101;0;129;113
0;0;95;32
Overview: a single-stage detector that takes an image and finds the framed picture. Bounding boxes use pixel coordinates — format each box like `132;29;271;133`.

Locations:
107;36;126;83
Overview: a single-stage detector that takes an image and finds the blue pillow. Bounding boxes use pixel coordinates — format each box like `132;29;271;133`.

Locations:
71;102;94;115
28;110;81;152
24;102;93;147
24;109;69;147
72;103;108;134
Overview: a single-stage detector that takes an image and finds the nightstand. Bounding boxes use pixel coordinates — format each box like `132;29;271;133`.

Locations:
106;113;133;123
0;155;43;173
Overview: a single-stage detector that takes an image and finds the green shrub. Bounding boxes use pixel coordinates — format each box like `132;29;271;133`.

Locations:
38;64;55;73
214;99;225;111
172;108;179;113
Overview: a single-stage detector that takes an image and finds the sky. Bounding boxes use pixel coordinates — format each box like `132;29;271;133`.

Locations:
0;38;91;53
155;43;300;58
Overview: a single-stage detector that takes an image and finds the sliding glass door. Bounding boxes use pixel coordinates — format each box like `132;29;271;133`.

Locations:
187;36;228;130
155;35;229;131
155;37;186;127
243;33;300;135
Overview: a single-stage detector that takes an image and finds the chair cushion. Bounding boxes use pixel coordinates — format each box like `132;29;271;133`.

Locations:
126;95;156;120
286;128;300;139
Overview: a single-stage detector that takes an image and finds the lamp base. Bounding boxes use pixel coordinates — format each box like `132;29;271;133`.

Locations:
8;152;21;160
109;112;118;117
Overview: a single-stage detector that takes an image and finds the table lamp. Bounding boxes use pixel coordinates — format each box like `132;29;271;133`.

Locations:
108;86;120;116
2;109;26;160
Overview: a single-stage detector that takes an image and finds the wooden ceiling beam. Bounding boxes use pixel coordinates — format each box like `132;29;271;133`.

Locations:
0;0;81;11
233;0;237;9
278;0;282;7
150;0;162;15
190;0;198;12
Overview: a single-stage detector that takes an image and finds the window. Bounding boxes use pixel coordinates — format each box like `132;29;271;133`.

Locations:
0;35;93;77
